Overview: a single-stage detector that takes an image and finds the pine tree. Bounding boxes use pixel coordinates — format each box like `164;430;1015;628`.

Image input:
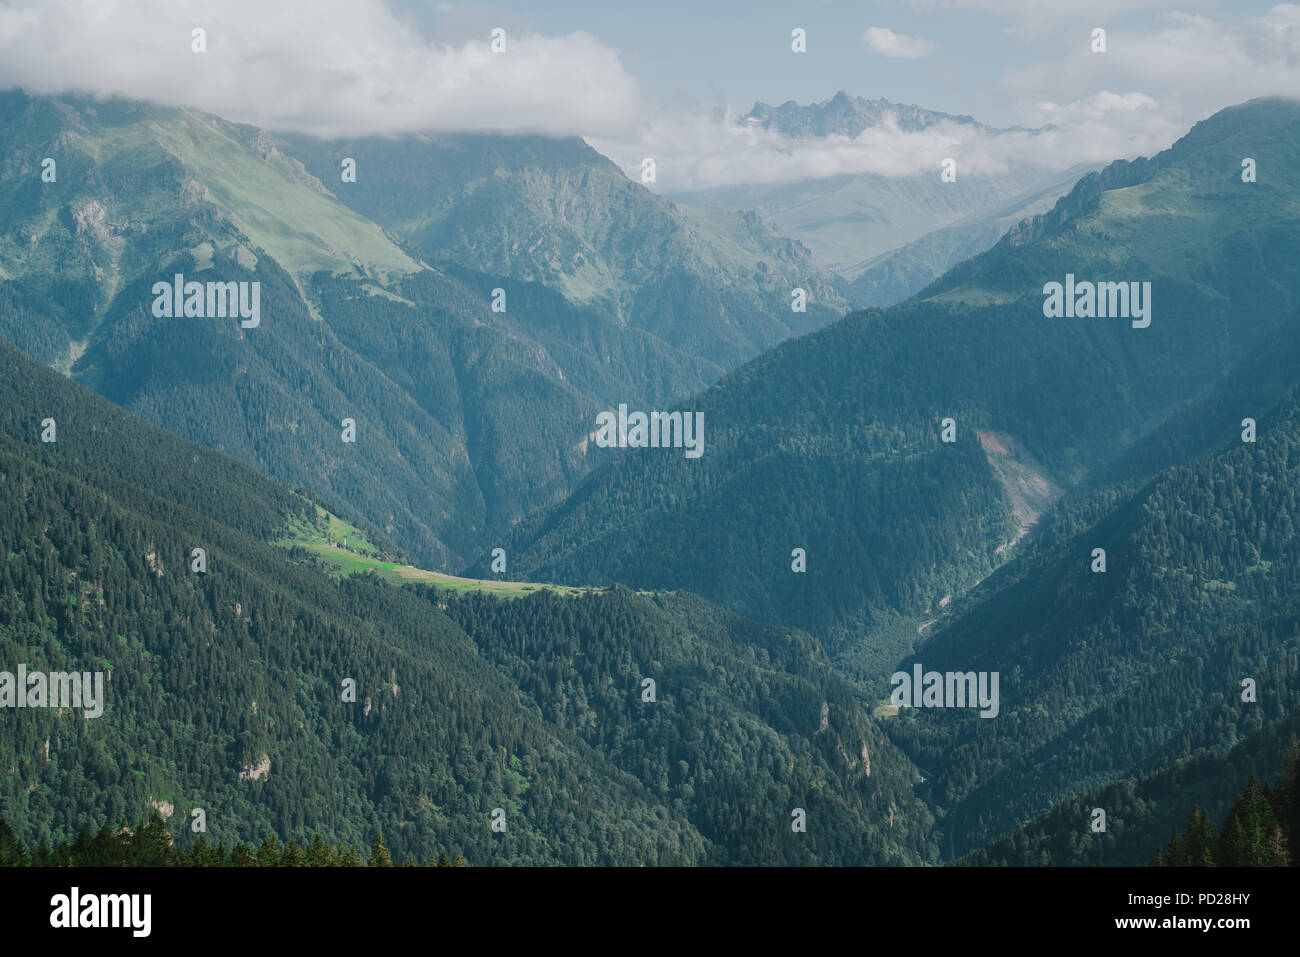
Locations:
368;835;393;867
1164;827;1185;866
1266;825;1290;867
281;841;306;867
230;844;257;867
132;813;175;866
190;835;212;867
306;834;332;867
1284;740;1300;861
256;835;281;867
1184;806;1216;867
49;840;73;867
72;828;95;865
1218;776;1280;865
0;819;26;866
1217;816;1249;867
92;824;121;866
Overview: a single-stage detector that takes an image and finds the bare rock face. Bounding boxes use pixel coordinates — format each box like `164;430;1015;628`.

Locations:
239;754;271;782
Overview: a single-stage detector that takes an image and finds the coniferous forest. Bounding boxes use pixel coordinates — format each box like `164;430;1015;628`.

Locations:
0;814;466;867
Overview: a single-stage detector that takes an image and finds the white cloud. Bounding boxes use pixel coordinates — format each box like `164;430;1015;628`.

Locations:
999;5;1300;122
588;90;1183;192
862;26;936;58
0;0;642;138
593;109;958;190
0;0;1294;196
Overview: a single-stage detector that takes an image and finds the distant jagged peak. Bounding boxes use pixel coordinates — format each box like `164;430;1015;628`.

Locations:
741;91;1015;138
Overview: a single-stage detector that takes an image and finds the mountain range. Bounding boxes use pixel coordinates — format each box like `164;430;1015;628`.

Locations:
667;92;1082;298
494;96;1300;859
0;90;843;572
3;85;1300;867
499;96;1300;665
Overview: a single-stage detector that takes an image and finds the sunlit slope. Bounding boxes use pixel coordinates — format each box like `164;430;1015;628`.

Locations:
0;92;729;569
148;113;420;281
280;131;847;371
924;97;1300;307
0;91;417;357
281;506;594;597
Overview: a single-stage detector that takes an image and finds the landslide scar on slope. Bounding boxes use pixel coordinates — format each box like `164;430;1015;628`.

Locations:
976;430;1062;551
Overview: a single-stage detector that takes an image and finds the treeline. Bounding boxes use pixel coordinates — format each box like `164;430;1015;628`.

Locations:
1152;737;1300;866
0;814;466;867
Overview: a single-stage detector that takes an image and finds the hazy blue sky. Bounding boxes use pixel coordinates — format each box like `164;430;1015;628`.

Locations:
391;0;1290;125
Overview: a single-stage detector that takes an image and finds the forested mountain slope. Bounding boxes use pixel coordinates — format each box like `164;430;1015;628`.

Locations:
894;385;1300;857
498;98;1300;674
958;712;1300;867
0;339;932;865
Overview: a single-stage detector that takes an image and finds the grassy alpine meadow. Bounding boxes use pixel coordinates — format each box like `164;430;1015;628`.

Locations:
280;506;594;596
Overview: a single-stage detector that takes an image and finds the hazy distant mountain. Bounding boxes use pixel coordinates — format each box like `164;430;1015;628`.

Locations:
744;91;997;138
667;92;1066;275
844;162;1104;307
